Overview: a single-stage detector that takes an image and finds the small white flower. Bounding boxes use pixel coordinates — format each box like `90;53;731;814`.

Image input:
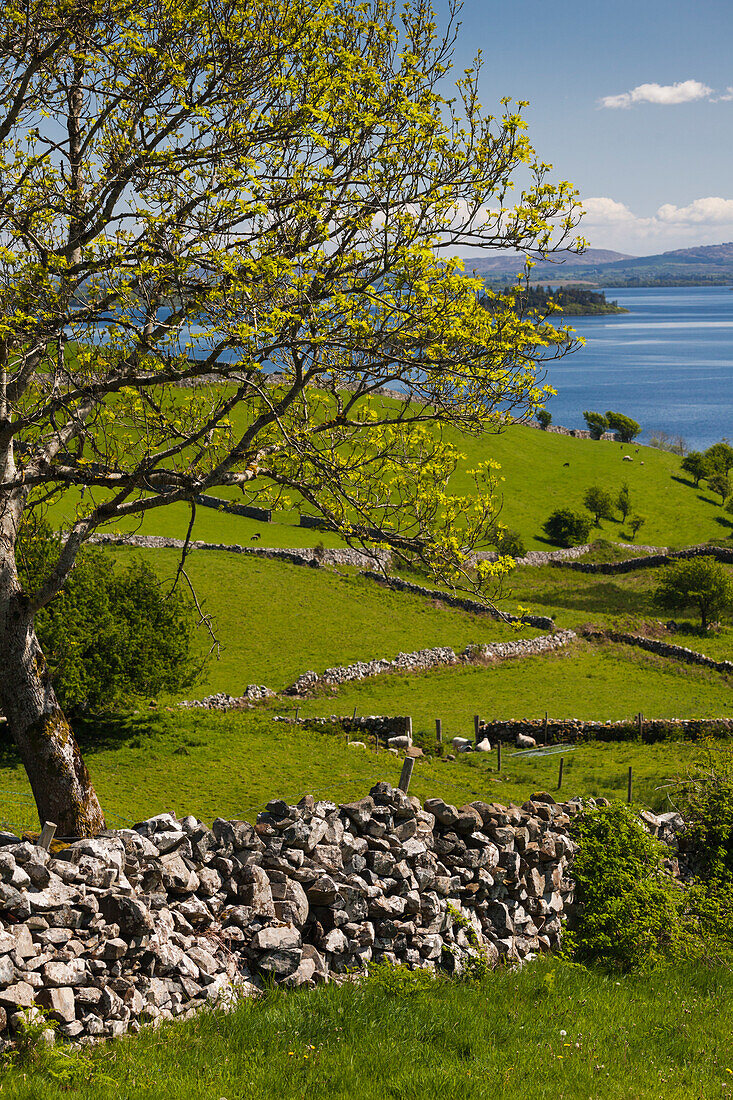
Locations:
559;1029;567;1037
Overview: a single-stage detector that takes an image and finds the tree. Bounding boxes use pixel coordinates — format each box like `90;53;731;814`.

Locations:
708;472;730;505
628;514;646;540
681;452;708;488
0;0;582;834
704;442;733;477
616;482;631;522
654;558;733;631
583;486;616;526
18;522;198;713
542;508;593;548
583;411;608;440
605;410;641;443
536;409;552;430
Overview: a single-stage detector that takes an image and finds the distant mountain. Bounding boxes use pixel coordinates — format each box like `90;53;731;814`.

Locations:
463;248;633;276
468;242;733;287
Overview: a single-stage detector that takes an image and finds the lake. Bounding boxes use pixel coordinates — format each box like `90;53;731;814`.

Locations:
548;286;733;451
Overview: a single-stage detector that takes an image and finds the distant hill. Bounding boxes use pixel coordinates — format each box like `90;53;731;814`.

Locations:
464;248;633;277
467;242;733;287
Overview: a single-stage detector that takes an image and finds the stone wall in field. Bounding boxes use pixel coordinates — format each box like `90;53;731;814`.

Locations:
554;544;733;575
0;786;584;1047
583;628;733;675
91;533;392;570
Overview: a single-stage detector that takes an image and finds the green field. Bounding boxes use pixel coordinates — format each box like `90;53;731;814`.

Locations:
3;959;732;1099
44;413;733;552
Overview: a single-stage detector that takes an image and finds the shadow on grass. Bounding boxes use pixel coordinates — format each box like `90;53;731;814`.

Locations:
525;581;656;616
0;710;166;772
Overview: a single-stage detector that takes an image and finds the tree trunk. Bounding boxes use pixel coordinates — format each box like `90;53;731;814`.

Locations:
0;588;105;839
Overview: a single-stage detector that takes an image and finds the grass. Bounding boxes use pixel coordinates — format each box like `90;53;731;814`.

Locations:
43;408;733;551
3;958;733;1099
0;707;722;832
103;547;537;696
296;642;733;734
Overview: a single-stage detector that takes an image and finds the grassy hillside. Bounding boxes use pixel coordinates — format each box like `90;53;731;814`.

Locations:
105;547;536;695
43;406;731;551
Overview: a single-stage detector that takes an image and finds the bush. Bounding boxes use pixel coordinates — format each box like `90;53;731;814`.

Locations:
542;508;593;547
536;408;552;430
18;520;200;712
568;803;682;972
627;513;646;540
491;526;525;558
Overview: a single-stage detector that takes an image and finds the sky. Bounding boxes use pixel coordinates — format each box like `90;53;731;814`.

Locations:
435;0;733;257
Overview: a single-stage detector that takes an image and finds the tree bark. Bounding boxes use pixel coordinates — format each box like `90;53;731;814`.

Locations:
0;586;105;839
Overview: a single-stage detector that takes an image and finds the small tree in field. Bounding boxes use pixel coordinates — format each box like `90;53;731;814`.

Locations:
708;473;731;505
583;411;608;440
682;452;708;487
654;558;733;631
583;486;616;527
0;0;582;834
542;508;593;548
536;409;552;430
605;410;641;443
617;482;631;522
628;514;646;541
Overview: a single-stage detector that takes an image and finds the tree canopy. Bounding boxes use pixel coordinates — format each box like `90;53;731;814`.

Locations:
0;0;582;834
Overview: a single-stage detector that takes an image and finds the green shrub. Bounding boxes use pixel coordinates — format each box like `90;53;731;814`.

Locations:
568;803;682;972
536;408;552;429
654;557;733;631
542;507;593;547
492;526;526;558
583;410;608;439
18;520;200;712
605;410;641;443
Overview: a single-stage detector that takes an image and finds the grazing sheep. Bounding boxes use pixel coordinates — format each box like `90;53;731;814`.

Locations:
250;533;261;541
475;738;492;752
623;455;633;462
388;734;411;750
348;741;367;750
516;732;537;749
562;462;570;467
451;736;472;752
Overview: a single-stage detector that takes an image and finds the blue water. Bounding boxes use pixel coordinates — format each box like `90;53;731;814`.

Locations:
546;287;733;451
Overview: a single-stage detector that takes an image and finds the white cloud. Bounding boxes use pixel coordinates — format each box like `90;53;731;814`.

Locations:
579;194;733;252
656;197;733;224
599;79;713;109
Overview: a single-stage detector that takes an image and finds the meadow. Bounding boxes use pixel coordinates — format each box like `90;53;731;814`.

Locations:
2;959;732;1099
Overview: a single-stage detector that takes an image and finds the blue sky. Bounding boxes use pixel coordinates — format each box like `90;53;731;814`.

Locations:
437;0;733;255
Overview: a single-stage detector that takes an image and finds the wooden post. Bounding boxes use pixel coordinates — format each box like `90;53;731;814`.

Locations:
295;706;300;721
497;740;502;773
406;716;413;743
352;705;358;721
398;757;415;794
627;765;633;804
473;714;480;743
435;719;442;745
637;712;643;741
542;711;548;745
39;822;57;851
557;757;564;791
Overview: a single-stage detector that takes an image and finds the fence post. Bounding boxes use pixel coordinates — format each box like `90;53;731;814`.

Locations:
497;740;502;773
542;711;548;745
39;822;57;851
557;757;564;791
406;716;413;743
474;714;480;743
295;706;299;722
637;712;643;741
435;719;442;745
398;757;415;794
627;765;633;804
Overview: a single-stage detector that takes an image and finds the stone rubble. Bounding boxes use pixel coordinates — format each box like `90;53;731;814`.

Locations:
0;786;580;1047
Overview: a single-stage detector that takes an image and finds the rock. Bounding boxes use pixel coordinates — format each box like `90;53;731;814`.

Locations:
340;797;375;831
424;799;459;828
0;982;35;1009
37;987;76;1024
98;895;154;937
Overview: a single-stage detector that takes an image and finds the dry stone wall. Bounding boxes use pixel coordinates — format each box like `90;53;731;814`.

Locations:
91;533;392;570
584;628;733;675
0;786;579;1046
360;572;555;629
555;544;733;575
